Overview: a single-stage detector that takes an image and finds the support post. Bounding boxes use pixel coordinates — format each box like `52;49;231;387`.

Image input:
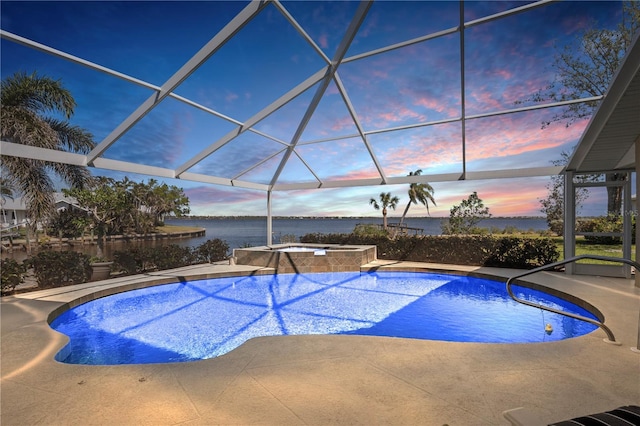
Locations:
564;171;576;275
267;190;273;246
636;138;640;288
623;172;632;278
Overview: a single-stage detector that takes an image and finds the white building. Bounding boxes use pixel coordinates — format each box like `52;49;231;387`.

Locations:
1;193;81;230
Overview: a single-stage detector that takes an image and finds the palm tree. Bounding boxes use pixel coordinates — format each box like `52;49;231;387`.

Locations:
1;71;95;227
0;177;16;226
370;192;399;229
398;169;436;227
0;177;16;202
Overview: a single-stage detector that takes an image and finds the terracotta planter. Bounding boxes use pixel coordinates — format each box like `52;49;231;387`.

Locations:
90;261;113;281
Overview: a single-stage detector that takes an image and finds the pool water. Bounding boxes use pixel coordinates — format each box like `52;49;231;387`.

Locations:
50;272;599;365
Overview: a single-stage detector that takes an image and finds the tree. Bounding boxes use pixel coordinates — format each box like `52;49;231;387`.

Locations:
1;71;95;227
369;192;399;230
523;1;640;215
0;177;16;202
63;177;192;253
46;207;90;239
133;179;190;226
398;169;436;227
63;177;132;256
442;192;491;235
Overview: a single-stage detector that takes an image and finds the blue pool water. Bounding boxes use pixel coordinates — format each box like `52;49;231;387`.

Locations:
50;272;599;365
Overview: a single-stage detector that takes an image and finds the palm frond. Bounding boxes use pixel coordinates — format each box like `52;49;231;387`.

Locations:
0;177;16;200
0;71;76;119
45;118;95;153
47;161;95;190
1;106;58;147
5;156;56;221
1;71;95;224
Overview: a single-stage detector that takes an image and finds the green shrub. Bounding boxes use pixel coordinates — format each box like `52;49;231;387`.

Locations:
113;238;230;274
28;250;91;287
353;224;388;237
151;244;195;270
1;258;27;296
577;214;635;245
301;232;559;269
194;238;230;263
113;247;158;274
279;234;297;243
46;208;89;239
485;237;559;268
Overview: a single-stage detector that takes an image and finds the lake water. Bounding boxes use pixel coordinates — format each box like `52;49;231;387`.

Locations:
165;217;548;250
1;216;548;261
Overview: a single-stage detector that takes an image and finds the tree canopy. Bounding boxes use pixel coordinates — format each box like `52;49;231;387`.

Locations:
525;1;640;128
528;2;639;219
398;169;436;227
442;192;491;235
63;177;190;239
1;71;95;224
370;192;400;230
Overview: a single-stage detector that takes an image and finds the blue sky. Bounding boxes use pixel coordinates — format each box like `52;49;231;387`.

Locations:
0;1;627;217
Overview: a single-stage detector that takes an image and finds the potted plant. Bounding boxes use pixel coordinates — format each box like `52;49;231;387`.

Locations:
89;256;113;281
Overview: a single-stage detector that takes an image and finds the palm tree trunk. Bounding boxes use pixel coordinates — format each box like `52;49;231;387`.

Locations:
25;223;32;255
382;208;388;229
399;202;411;226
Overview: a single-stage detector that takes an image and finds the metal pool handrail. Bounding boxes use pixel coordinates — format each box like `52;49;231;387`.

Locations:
506;255;640;347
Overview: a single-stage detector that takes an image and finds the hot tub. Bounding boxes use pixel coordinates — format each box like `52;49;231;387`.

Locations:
233;243;377;273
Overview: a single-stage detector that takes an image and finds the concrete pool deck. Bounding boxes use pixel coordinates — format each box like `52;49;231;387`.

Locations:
1;261;639;425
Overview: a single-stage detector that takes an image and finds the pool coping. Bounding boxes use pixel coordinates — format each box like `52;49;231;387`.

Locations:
2;261;639;425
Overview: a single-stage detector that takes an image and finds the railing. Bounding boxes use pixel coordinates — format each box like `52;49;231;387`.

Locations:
506;255;640;349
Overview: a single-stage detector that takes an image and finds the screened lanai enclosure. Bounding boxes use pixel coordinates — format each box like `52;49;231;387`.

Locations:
1;1;639;278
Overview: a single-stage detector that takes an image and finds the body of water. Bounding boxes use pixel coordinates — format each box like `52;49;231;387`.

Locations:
166;216;548;250
1;217;548;261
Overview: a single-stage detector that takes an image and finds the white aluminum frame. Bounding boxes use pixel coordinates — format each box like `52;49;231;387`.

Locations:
2;0;633;251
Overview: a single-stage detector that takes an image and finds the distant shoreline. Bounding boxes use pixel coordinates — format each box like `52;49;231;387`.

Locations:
177;215;547;220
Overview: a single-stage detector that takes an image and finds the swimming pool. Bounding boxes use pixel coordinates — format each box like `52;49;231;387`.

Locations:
50;271;599;365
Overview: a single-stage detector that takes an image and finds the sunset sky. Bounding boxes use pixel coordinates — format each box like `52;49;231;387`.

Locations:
0;1;626;217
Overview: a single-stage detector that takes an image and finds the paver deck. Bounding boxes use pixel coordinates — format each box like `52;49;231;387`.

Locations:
2;261;639;425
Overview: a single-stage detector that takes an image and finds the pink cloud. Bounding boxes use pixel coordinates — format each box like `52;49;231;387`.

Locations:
495;69;513;79
336;169;381;181
412;96;459;118
501;77;551;105
466;112;588;161
370;68;389;79
379;142;462;175
318;33;329;49
560;14;591;34
433;179;550;217
376;105;425;125
331;115;356;132
479;185;546;216
468;87;506;112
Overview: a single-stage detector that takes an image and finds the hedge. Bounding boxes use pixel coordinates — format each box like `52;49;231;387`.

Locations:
1;238;230;295
300;233;559;269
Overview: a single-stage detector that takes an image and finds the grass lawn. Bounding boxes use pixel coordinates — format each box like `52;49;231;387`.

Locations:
550;236;636;264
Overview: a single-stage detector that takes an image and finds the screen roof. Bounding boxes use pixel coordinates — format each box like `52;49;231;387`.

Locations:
1;0;636;197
